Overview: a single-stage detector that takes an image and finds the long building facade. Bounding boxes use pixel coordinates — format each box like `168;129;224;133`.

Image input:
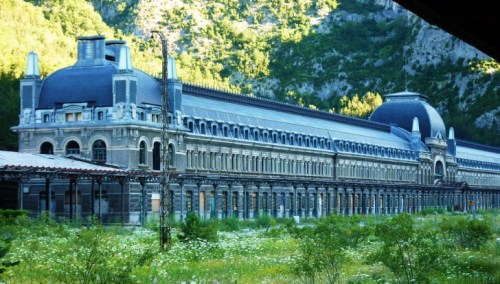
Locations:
11;35;500;223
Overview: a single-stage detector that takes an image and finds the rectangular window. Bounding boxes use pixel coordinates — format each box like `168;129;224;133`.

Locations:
65;113;74;121
186;191;193;212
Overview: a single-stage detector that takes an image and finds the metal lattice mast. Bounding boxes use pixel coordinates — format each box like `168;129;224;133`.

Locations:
152;30;171;249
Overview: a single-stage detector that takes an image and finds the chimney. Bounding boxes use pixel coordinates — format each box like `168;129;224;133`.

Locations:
76;35;107;66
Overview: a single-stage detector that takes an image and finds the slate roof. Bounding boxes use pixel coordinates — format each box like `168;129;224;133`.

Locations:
182;92;412;150
370;92;446;141
38;63;161;109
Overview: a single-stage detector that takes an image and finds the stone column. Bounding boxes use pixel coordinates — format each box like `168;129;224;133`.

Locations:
353;189;359;215
292;185;298;217
204;186;211;220
337;187;343;215
348;188;353;216
393;191;398;214
370;189;376;215
228;188;233;219
238;187;244;220
399;190;404;214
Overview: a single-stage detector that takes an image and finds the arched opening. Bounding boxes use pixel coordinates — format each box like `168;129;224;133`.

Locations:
168;144;174;167
66;141;80;155
153;142;161;170
435;161;444;179
92;140;107;163
40;142;54;154
139;141;147;165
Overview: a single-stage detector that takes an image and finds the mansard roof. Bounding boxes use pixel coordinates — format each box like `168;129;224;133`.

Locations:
181;83;413;150
456;140;500;170
38;62;161;109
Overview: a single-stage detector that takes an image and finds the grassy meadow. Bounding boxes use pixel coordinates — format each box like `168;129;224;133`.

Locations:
0;209;499;283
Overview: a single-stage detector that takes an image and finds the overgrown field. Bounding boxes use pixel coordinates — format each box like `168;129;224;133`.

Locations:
1;209;499;283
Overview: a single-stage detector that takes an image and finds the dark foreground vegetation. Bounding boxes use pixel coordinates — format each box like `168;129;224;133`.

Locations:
0;208;498;283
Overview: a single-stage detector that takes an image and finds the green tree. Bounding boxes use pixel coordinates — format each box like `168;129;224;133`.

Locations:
370;214;450;283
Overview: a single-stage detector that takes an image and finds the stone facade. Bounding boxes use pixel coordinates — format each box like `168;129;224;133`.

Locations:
12;35;500;223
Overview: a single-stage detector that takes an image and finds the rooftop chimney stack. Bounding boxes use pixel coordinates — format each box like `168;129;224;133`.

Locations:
76;35;107;66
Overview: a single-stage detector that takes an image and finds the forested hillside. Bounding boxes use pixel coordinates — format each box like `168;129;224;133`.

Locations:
0;0;498;151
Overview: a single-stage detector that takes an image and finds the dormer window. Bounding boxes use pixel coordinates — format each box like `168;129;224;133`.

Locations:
65;112;82;122
200;123;206;134
152;114;161;123
97;111;104;120
43;114;50;123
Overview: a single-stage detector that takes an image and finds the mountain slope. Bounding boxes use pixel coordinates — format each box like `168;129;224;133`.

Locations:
0;0;498;150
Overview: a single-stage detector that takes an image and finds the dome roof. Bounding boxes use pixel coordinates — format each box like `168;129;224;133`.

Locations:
38;63;161;109
369;91;446;141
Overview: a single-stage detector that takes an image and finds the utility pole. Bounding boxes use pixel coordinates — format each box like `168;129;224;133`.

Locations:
151;30;171;249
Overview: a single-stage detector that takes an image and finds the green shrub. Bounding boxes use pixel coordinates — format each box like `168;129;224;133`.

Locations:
439;216;494;249
217;217;240;231
370;214;450;283
178;212;218;242
0;210;29;224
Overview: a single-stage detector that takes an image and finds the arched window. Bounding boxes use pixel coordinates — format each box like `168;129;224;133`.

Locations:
66;141;80;155
153;142;161;170
168;144;174;167
200;123;206;135
92;140;107;163
40;142;54;155
435;161;444;179
139;141;147;165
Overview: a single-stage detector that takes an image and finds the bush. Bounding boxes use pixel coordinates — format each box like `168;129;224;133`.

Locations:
178;212;218;242
0;210;29;224
217;217;240;231
370;214;450;283
439;216;494;249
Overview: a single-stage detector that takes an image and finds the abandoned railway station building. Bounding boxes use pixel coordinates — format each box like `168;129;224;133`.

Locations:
4;35;500;223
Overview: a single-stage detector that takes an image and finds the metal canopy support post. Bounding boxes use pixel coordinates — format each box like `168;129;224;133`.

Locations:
152;30;171;250
45;177;51;217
